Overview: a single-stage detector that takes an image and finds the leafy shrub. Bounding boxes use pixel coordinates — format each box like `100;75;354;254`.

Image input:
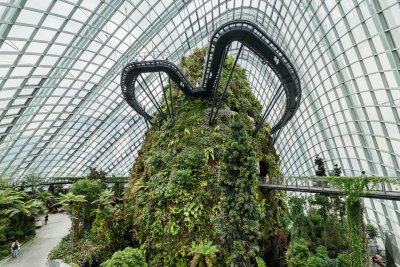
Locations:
70;179;102;230
335;253;350;267
365;223;378;240
101;247;147;267
189;240;219;267
286;239;310;267
147;152;170;173
306;255;325;267
49;236;102;266
176;148;205;170
90;204;131;259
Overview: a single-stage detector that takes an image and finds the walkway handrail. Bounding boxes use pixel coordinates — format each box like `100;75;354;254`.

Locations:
260;176;400;201
121;20;301;134
5;176;129;188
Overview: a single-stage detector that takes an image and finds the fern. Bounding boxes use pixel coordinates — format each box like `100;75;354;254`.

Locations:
256;256;266;267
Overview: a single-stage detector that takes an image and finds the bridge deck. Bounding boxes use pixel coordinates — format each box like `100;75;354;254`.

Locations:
260;183;400;201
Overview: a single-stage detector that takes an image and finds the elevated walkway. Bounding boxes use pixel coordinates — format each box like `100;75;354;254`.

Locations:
121;20;301;135
6;176;128;188
260;177;400;201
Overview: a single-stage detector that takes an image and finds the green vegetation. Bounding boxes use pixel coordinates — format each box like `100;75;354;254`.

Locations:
56;192;87;246
0;186;46;259
101;247;147;267
47;50;394;267
126;47;284;266
49;169;132;266
290;155;398;267
70;179;102;230
189;240;219;267
215;118;264;265
285;239;350;267
365;223;378;240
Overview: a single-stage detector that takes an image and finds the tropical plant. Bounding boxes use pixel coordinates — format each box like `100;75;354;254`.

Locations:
22;174;43;194
92;189;114;217
100;247;147;267
314;155;326;177
0;188;44;260
70;179;102;230
87;167;107;188
49;236;102;266
56;192;86;246
190;240;219;267
35;190;55;209
288;196;308;240
255;256;267;267
6;198;45;219
285;239;310;267
306;255;325;267
216;117;264;265
365;223;378;240
329;164;342;177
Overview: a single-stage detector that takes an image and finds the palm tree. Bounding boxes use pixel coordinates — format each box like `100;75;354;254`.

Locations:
35;190;55;209
6;198;45;219
23;175;43;194
0;189;45;239
92;189;115;218
56;192;86;246
0;189;26;209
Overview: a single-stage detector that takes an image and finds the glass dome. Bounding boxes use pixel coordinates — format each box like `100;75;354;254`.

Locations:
0;0;399;249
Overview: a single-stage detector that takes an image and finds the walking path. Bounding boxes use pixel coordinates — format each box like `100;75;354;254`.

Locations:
0;213;70;267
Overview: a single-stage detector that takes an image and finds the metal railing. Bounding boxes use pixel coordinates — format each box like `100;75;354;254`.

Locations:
4;176;128;188
260;176;400;201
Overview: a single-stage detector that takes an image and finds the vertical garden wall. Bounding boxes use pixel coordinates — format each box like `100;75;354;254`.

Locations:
126;48;287;266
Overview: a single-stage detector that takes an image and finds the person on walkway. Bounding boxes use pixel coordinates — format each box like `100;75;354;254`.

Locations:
264;173;270;184
361;170;370;190
45;213;49;225
11;240;20;258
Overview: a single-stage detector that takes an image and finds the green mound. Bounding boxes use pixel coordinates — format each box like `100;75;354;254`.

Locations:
126;48;287;266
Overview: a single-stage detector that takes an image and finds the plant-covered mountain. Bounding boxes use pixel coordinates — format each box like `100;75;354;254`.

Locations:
126;47;287;266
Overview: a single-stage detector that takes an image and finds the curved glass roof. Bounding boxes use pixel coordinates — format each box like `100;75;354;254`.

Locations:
0;0;399;246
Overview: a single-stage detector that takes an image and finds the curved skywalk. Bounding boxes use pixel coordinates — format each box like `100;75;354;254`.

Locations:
0;0;399;250
121;20;301;135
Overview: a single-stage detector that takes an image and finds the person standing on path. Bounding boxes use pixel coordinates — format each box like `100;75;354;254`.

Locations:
10;240;20;258
45;213;49;225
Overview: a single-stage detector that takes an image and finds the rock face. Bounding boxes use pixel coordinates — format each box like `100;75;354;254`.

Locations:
126;48;287;266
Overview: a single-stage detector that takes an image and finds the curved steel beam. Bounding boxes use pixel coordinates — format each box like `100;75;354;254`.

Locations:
121;20;301;133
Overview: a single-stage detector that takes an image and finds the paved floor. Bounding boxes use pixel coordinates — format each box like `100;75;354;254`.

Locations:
0;213;70;267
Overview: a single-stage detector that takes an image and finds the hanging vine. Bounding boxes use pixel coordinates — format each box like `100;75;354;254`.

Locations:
324;176;400;267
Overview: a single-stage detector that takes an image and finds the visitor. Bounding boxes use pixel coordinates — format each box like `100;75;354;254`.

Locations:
45;213;49;225
11;240;20;258
372;254;385;266
361;171;369;190
264;173;270;184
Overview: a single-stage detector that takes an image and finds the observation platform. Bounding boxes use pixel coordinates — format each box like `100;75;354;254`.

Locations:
121;20;301;138
260;177;400;201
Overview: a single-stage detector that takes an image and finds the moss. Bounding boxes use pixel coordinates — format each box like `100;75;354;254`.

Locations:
126;47;286;266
